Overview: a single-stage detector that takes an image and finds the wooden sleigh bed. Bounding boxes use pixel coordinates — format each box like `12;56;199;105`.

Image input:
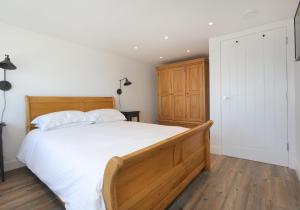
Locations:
25;96;213;210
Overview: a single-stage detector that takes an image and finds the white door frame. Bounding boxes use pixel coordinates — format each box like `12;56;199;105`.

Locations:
209;19;296;169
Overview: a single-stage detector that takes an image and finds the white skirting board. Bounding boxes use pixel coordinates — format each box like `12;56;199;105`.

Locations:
4;159;24;171
210;145;221;155
296;160;300;181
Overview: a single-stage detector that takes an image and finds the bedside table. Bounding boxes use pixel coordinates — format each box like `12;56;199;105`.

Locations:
0;122;5;182
121;111;140;122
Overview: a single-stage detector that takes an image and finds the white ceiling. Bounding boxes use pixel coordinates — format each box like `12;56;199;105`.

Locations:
0;0;298;64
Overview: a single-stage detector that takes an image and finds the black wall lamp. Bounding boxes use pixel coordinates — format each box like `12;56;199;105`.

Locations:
0;55;17;91
116;77;132;110
0;55;17;123
117;77;132;95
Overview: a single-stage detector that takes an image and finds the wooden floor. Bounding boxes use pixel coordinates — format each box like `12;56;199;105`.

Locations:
0;155;299;210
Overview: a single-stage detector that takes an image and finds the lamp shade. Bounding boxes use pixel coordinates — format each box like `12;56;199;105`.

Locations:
0;55;17;70
124;78;132;86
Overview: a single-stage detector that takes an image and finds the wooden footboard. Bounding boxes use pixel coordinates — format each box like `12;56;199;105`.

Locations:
103;120;213;210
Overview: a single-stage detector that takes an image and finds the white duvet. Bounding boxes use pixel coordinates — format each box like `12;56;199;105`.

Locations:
17;121;188;210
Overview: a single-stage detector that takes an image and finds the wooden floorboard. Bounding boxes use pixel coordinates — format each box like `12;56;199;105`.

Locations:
0;168;64;210
168;155;300;210
0;155;299;210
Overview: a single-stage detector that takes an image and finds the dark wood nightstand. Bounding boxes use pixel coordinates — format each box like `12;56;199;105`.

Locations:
0;122;5;182
121;111;140;122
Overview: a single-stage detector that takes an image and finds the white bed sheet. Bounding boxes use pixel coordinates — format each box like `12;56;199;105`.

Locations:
17;121;188;210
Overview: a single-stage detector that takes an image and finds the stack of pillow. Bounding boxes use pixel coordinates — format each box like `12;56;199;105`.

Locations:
32;109;127;131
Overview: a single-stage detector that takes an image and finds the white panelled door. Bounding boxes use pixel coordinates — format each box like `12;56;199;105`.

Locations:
221;28;288;166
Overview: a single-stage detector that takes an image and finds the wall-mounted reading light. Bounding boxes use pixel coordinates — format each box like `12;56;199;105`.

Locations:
0;55;17;122
116;77;132;110
0;55;17;91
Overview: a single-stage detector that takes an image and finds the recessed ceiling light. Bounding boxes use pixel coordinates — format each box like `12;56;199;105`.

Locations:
186;49;191;53
208;21;214;26
133;46;139;50
159;56;164;59
164;36;169;40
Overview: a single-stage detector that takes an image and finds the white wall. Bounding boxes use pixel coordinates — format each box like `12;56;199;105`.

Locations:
295;61;300;180
0;22;156;171
209;19;297;169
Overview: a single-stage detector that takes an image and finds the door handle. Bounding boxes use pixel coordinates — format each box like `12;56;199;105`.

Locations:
223;96;231;100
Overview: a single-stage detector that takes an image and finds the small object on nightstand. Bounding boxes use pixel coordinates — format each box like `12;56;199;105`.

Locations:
0;122;6;182
121;111;140;122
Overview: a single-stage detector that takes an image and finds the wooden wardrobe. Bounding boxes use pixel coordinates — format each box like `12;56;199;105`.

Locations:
157;58;209;128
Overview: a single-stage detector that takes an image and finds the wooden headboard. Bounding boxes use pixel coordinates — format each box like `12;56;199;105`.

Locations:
25;96;115;133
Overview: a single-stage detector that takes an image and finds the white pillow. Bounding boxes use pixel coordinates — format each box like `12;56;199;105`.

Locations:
86;109;126;123
32;110;89;131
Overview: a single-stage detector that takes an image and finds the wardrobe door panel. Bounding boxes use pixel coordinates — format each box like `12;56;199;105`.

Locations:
187;94;202;120
158;69;172;95
158;69;173;120
159;95;173;120
187;64;202;91
172;67;186;121
186;63;206;122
